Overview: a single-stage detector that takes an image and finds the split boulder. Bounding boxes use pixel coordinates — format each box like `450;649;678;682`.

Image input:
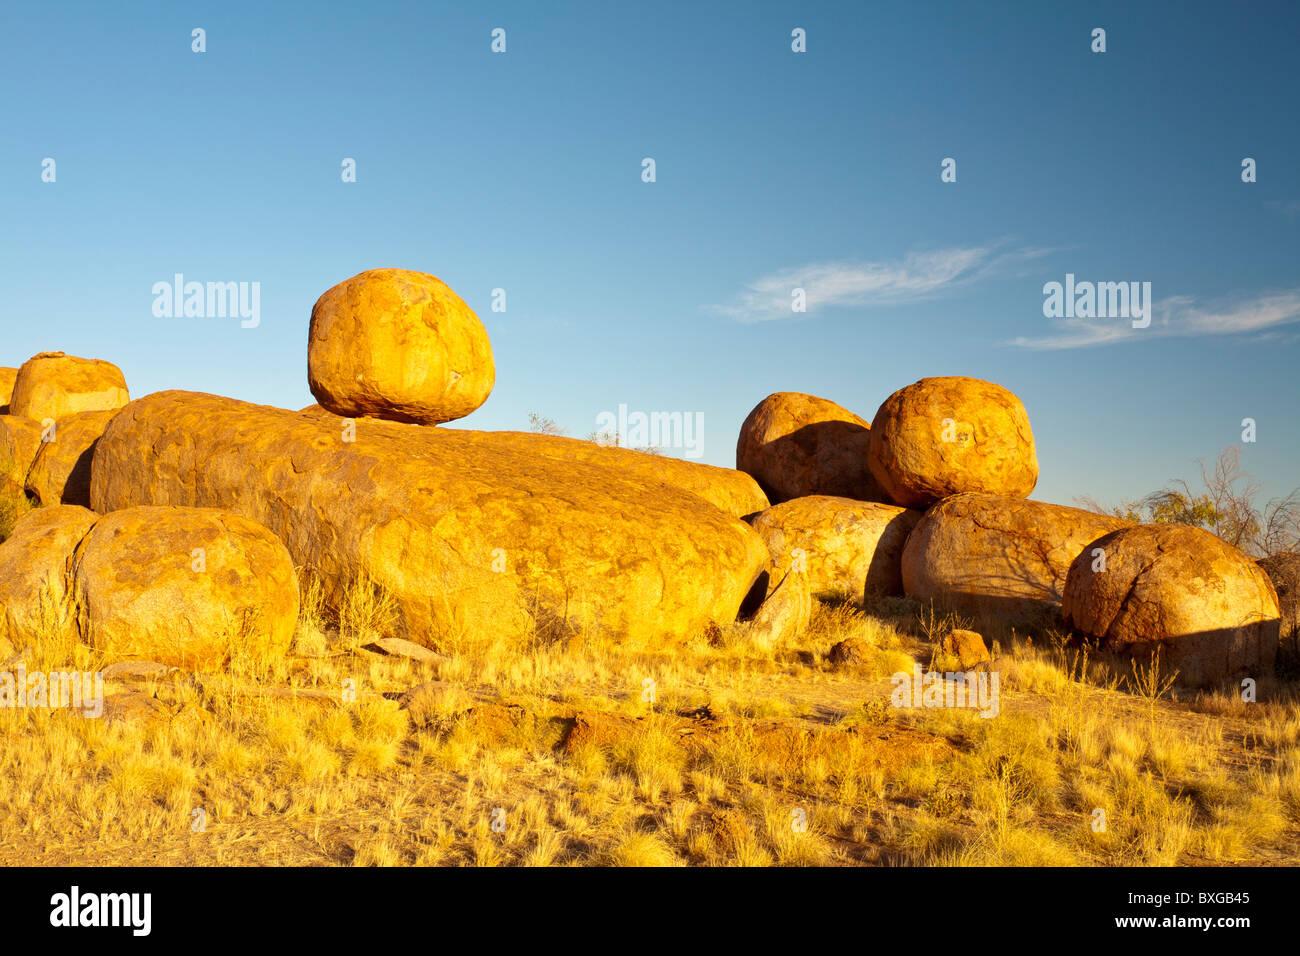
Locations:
749;495;922;602
1062;524;1281;688
0;505;99;646
24;409;117;507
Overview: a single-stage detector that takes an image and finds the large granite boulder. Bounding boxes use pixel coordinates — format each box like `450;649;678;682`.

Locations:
901;493;1132;625
9;352;129;423
91;391;769;648
749;495;921;602
736;392;887;504
308;268;495;425
867;376;1038;508
70;506;300;669
1063;524;1281;688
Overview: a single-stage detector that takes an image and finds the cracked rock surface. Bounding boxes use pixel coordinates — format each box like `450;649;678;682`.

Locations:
1063;523;1281;688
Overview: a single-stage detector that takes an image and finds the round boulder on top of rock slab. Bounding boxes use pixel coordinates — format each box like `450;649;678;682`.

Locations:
736;392;888;504
867;376;1038;509
308;268;496;425
9;352;129;423
749;495;922;602
69;505;300;670
1062;524;1281;689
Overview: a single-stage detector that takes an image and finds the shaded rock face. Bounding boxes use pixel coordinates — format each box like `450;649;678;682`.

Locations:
0;415;45;496
0;367;17;414
91;391;769;648
70;506;300;670
1257;553;1300;638
24;409;116;507
867;377;1038;508
308;268;496;425
9;352;129;423
901;493;1132;626
1063;524;1281;689
0;505;99;645
749;495;922;602
736;392;888;505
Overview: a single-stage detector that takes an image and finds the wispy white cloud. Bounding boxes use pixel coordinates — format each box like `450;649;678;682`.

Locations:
1008;290;1300;350
708;244;1052;323
1268;199;1300;218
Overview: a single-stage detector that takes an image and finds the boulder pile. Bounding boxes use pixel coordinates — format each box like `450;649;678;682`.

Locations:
0;269;1283;691
0;354;128;508
734;376;1281;687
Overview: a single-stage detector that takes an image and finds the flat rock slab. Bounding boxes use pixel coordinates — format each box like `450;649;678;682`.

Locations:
363;638;450;666
102;660;182;681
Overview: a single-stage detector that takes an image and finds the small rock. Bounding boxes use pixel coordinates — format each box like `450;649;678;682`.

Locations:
397;680;468;727
828;637;870;666
940;629;991;670
99;692;171;727
102;660;181;681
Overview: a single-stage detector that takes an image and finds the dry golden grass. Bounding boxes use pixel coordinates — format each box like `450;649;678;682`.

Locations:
1;574;1298;867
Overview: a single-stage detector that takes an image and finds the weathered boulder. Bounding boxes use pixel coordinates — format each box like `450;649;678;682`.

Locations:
901;493;1132;625
9;352;129;423
867;377;1038;508
736;392;887;504
0;367;17;414
0;505;99;645
744;567;811;648
749;495;922;602
91;391;769;648
0;415;45;495
1257;553;1300;638
1063;524;1280;688
69;505;300;670
470;429;769;520
308;268;495;425
24;409;116;507
300;403;768;520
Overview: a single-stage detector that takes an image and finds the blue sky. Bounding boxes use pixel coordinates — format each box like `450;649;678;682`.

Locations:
2;0;1297;509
